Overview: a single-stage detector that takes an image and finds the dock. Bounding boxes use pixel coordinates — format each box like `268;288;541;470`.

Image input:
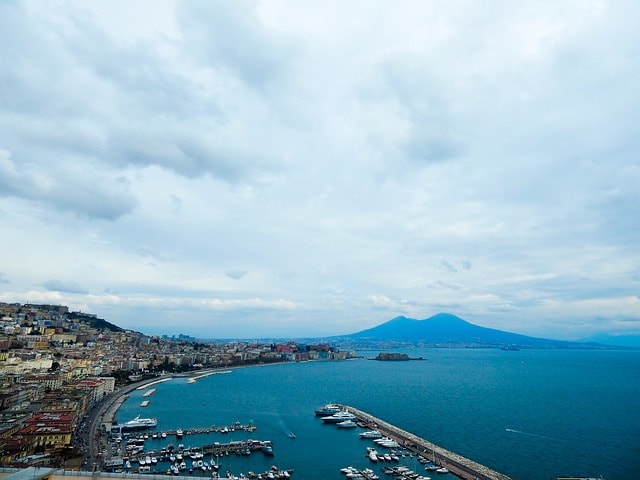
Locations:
341;405;512;480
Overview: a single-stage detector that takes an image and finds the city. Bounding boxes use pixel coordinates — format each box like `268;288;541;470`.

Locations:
0;302;354;469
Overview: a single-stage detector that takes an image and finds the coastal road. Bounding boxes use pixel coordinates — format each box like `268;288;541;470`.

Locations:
79;383;141;471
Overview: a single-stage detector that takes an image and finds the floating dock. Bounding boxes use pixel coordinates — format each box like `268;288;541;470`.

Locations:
342;404;512;480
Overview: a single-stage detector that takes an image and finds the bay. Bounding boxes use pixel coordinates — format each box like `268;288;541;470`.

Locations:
115;348;640;480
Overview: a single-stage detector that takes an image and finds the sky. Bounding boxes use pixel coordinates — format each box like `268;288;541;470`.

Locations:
1;0;639;340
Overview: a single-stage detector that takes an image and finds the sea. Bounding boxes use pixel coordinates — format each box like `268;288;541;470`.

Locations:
114;348;640;480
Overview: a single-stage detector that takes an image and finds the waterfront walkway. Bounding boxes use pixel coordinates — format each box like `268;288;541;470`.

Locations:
342;405;512;480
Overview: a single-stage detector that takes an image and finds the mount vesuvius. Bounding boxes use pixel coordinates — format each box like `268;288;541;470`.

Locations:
333;313;597;348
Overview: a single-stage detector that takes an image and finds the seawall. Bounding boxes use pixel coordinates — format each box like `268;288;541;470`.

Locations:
342;405;512;480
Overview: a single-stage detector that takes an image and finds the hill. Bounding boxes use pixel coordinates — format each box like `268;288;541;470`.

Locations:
66;311;124;332
333;313;600;349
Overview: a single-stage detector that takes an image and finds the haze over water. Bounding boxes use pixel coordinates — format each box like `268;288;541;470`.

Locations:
115;348;640;480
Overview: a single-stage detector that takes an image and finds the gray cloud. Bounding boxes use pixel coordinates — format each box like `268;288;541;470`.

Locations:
1;0;639;339
42;279;88;294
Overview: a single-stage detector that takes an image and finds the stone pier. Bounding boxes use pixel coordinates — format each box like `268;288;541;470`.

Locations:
343;405;512;480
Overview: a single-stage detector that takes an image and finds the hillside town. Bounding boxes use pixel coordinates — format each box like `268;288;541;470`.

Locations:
0;302;353;469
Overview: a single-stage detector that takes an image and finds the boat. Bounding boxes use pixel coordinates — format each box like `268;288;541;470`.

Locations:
314;403;342;416
436;467;449;474
374;437;400;448
262;441;274;456
140;400;150;407
176;429;183;439
359;430;382;439
366;447;379;462
115;416;158;431
337;420;357;428
321;410;357;423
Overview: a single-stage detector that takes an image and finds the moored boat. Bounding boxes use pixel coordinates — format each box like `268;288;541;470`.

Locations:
315;403;342;416
321;410;357;423
337;420;357;428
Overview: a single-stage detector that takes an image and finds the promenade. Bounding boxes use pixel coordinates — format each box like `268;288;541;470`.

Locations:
342;405;512;480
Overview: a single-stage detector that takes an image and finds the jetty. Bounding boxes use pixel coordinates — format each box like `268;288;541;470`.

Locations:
341;404;512;480
136;377;172;390
186;369;233;383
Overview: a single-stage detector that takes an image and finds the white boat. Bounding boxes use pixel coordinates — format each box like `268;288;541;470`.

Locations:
367;447;379;462
359;429;382;439
321;410;356;423
436;467;449;474
337;420;357;428
374;437;400;448
176;429;183;438
117;415;158;431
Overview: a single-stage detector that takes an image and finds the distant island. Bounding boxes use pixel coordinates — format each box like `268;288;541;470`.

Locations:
372;352;424;361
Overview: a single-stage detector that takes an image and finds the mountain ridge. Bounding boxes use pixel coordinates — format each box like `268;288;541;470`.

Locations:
332;312;610;349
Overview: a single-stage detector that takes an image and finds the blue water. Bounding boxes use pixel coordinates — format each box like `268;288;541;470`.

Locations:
115;349;640;480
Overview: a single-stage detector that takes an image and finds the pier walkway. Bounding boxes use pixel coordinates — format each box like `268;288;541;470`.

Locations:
342;405;512;480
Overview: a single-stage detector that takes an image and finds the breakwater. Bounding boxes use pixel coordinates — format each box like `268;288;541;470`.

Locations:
342;405;512;480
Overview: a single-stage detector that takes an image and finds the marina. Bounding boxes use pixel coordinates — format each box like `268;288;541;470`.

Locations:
338;405;512;480
102;350;634;480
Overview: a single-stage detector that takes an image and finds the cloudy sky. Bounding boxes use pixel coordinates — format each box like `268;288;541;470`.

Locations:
1;0;639;340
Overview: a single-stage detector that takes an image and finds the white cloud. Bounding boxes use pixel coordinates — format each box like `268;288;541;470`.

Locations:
1;0;639;339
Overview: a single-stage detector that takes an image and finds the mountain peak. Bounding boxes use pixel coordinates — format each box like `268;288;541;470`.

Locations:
344;313;573;347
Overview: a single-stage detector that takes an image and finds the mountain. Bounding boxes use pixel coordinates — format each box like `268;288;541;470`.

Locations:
336;313;598;348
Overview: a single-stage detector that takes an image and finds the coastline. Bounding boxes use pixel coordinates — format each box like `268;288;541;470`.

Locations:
84;362;305;469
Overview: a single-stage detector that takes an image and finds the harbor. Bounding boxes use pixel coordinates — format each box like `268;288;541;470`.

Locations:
338;405;512;480
90;353;624;480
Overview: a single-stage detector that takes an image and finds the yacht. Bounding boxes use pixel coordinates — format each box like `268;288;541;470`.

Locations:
374;437;400;448
117;416;158;431
359;430;382;439
337;420;357;428
321;410;356;423
314;403;342;416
